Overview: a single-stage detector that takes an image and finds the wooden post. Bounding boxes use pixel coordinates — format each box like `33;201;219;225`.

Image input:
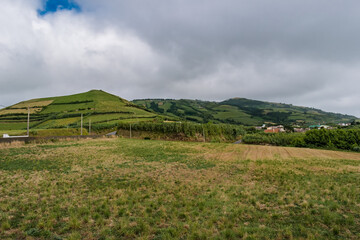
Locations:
89;119;91;135
27;107;30;136
130;124;132;138
202;124;206;142
81;114;83;135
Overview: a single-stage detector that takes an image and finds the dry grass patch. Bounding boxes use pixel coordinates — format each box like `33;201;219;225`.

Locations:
11;100;54;109
0;141;25;149
227;144;360;161
0;108;43;115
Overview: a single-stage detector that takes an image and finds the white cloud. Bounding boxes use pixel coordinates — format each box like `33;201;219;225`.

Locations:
0;0;164;103
1;0;360;117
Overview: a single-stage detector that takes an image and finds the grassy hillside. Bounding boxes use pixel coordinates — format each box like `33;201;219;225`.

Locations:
1;138;360;239
1;91;356;135
133;98;356;126
0;90;159;132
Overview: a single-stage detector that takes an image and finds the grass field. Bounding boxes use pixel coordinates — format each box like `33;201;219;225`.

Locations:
0;122;28;131
0;138;360;239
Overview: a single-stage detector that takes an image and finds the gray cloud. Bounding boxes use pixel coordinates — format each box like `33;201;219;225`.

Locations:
1;0;360;117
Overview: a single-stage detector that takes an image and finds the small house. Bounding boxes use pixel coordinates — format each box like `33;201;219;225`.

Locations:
264;125;285;133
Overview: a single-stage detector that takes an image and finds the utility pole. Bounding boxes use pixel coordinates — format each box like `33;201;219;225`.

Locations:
202;124;206;142
27;107;30;136
130;123;132;138
81;113;83;135
89;119;91;135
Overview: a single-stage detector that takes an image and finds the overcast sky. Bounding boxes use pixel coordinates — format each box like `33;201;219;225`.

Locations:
1;0;360;117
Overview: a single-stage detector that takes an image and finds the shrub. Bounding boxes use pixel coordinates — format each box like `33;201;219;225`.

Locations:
291;137;306;147
243;133;303;146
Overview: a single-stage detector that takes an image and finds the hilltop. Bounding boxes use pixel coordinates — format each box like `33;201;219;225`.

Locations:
133;98;356;126
0;90;158;132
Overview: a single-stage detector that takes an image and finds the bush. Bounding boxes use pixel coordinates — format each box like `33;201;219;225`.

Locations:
304;129;360;150
242;133;270;145
243;133;303;146
352;145;360;152
291;137;306;147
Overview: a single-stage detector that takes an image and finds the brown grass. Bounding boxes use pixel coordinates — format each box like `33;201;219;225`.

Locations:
0;108;42;115
11;100;54;108
227;144;360;160
0;100;53;115
0;141;25;149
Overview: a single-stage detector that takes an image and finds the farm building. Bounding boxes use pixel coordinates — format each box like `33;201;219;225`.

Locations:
309;125;330;129
264;125;285;133
294;128;309;133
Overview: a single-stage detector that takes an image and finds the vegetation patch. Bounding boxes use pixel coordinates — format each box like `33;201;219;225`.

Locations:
0;147;70;171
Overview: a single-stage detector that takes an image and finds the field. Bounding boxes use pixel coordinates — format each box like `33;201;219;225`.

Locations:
1;138;360;239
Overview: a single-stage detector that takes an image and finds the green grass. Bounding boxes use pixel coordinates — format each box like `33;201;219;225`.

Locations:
0;138;359;239
0;129;87;138
84;114;135;123
40;103;93;114
35;118;81;129
115;117;157;124
0;122;28;130
29;128;88;137
213;105;262;125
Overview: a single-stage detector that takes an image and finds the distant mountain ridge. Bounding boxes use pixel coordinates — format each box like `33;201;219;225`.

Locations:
132;98;356;126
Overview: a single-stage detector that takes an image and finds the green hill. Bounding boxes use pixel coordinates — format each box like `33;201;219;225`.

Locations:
132;98;357;126
1;91;356;135
0;90;158;132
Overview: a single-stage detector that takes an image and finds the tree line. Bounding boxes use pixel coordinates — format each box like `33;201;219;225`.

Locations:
243;129;360;152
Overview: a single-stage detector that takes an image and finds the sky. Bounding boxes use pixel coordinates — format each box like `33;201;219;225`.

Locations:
1;0;360;117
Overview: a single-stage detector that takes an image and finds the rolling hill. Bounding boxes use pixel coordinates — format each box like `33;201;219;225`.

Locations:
132;98;356;126
0;90;158;132
1;90;356;135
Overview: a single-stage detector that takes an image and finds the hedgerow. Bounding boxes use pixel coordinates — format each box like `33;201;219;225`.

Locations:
116;122;246;141
243;129;360;152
